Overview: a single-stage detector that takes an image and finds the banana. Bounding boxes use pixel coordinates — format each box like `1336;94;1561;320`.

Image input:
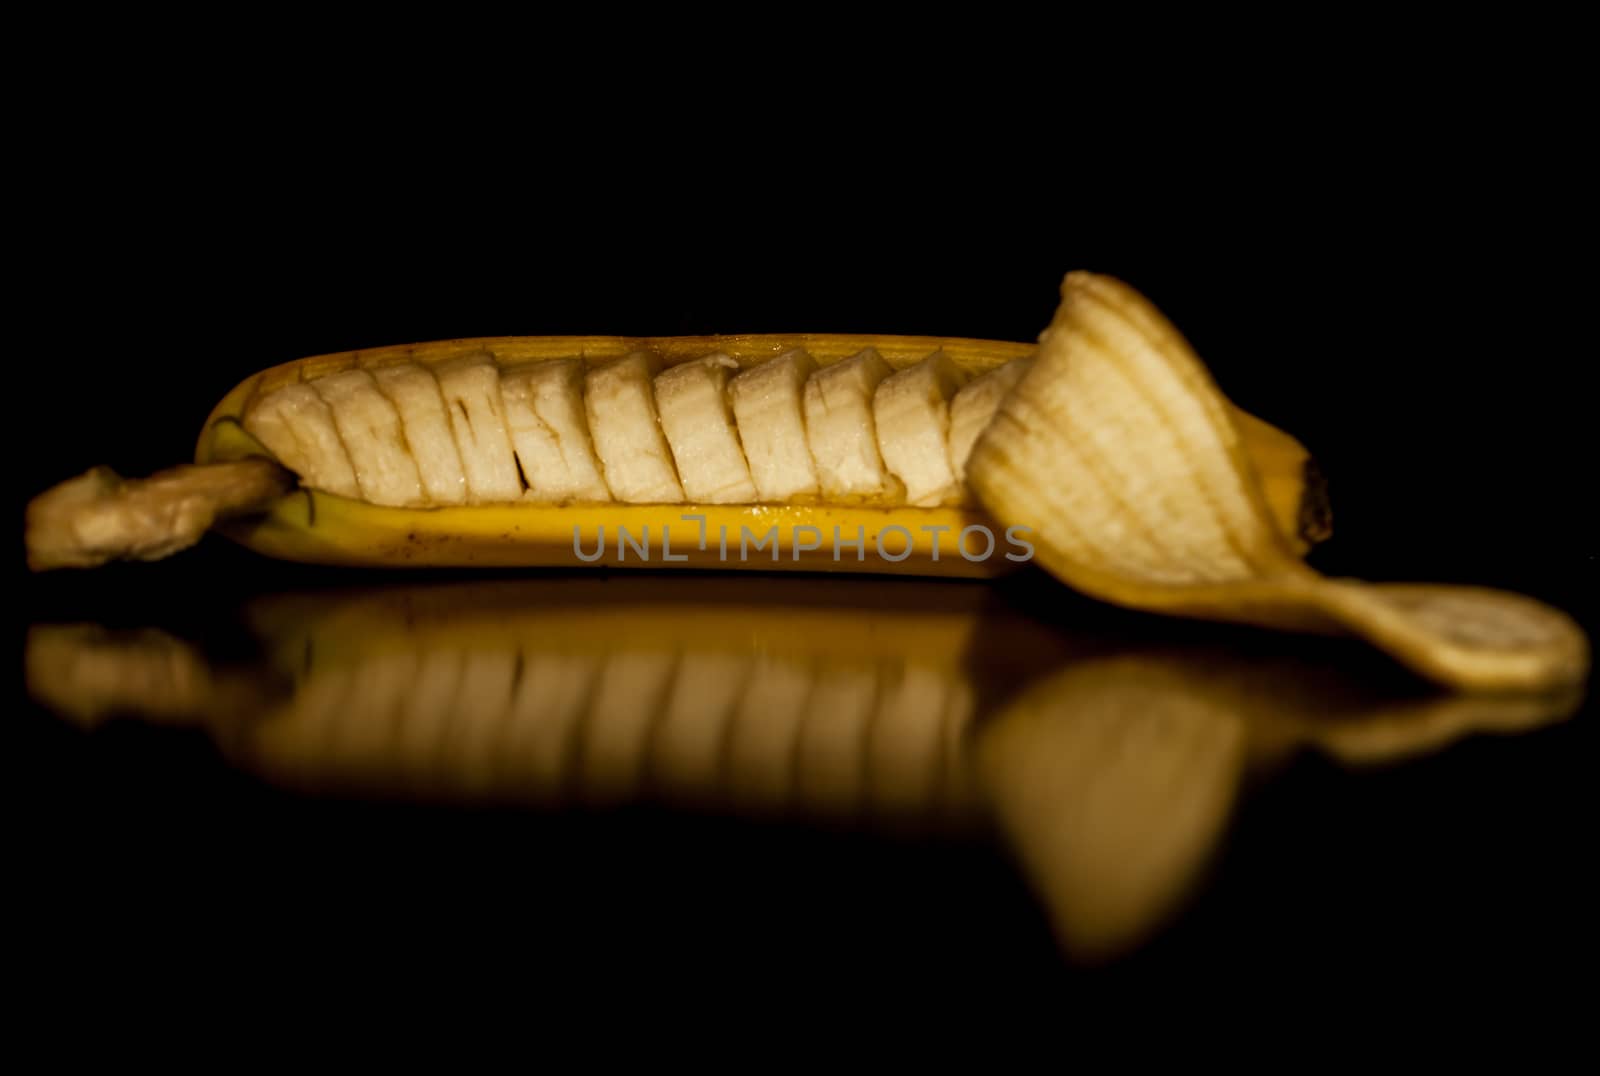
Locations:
30;274;1581;694
29;331;1324;576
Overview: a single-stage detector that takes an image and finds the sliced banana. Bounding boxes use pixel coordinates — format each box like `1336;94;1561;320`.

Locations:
310;369;425;507
655;353;758;504
803;347;903;502
500;357;611;503
370;362;468;505
435;352;523;503
947;357;1033;486
243;383;360;499
874;350;972;506
584;351;685;504
729;348;820;502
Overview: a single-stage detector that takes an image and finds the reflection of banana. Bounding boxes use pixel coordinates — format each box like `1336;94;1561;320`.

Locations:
235;579;995;825
25;580;1581;962
973;648;1580;960
977;660;1247;962
24;623;278;725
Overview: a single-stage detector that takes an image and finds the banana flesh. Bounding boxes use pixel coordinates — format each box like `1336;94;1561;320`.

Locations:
726;348;821;502
242;382;358;499
370;361;469;504
872;350;972;506
803;347;901;501
654;354;757;504
435;352;522;503
500;357;611;503
311;369;425;507
584;351;685;504
947;357;1034;486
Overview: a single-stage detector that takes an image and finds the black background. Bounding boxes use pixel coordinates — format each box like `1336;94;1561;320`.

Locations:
11;51;1596;1045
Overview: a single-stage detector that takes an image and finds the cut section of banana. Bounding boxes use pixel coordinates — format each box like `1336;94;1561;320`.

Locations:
655;353;758;504
803;347;902;502
584;351;685;504
874;350;973;507
729;348;821;502
947;357;1033;486
370;362;468;505
435;352;523;504
500;357;611;504
310;369;425;507
243;383;360;499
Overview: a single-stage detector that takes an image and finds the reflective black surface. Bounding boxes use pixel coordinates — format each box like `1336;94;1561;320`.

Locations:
16;549;1593;1021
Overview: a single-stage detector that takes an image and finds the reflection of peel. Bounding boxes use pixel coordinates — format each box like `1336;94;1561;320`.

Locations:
976;660;1247;962
25;579;1582;963
973;650;1580;960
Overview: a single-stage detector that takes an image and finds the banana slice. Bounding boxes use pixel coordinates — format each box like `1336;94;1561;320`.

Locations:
967;272;1589;692
500;357;611;504
584;352;685;504
370;362;469;505
310;369;426;507
654;354;758;503
243;383;360;499
435;352;522;503
729;348;821;502
874;350;973;506
803;347;903;502
947;357;1033;487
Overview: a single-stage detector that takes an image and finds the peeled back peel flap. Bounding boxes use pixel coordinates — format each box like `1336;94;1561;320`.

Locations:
966;272;1589;693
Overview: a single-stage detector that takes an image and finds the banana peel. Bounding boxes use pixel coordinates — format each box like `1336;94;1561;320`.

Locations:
967;273;1588;692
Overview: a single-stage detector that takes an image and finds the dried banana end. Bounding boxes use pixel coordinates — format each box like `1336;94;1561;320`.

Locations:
25;459;294;570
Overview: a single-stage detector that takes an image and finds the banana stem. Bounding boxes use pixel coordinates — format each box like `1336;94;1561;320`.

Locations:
26;459;294;570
